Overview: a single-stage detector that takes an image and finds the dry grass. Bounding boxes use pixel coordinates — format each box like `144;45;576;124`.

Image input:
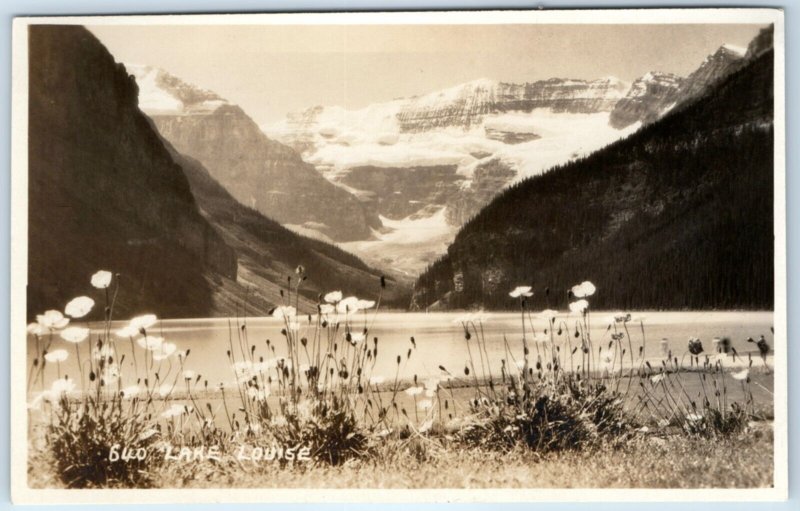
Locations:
28;423;773;489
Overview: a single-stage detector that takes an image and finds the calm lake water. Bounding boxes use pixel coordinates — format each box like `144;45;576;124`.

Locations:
27;311;774;390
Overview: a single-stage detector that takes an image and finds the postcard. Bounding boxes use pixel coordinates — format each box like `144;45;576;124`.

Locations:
10;8;786;503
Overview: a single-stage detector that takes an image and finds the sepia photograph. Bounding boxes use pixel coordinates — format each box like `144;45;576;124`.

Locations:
10;8;787;503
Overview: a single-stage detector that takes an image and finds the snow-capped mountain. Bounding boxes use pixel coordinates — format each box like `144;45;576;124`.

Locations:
265;77;639;275
127;65;379;242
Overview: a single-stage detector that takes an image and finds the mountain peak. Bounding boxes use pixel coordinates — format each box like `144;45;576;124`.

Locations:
719;43;747;57
126;64;228;115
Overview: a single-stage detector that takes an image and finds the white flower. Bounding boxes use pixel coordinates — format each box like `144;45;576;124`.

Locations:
137;336;164;351
377;428;392;437
571;281;596;298
121;385;142;399
287;319;301;331
115;325;140;338
732;369;749;381
36;310;69;330
417;399;433;410
404;386;424;396
152;342;177;361
161;404;186;418
319;304;335;315
64;296;95;319
650;374;666;384
336;296;360;314
272;306;296;319
515;359;526;370
91;270;113;289
569;299;589;314
183;370;197;380
350;332;366;345
50;377;76;396
369;375;385;385
27;322;48;336
60;326;89;343
686;413;704;422
356;299;375;311
418;419;433;433
509;286;533;298
156;383;173;398
324;291;343;303
129;314;158;332
44;349;68;363
540;309;559;321
425;388;436;397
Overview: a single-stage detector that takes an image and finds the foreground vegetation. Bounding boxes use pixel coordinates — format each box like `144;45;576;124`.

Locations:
26;272;774;489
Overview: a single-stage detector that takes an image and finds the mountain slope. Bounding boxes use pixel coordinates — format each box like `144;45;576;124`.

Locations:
412;49;774;310
27;25;237;319
128;66;379;242
160;141;406;309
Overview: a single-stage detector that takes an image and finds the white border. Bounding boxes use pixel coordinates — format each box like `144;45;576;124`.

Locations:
10;8;787;504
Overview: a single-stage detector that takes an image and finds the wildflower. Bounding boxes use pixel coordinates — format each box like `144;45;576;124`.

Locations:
121;385;141;399
540;309;559;321
571;281;596;298
287;319;301;332
369;375;385;385
137;336;164;351
60;326;89;343
337;296;361;314
36;310;69;330
272;306;296;319
356;299;375;311
509;286;533;298
44;349;68;363
732;369;749;381
183;370;197;380
90;270;113;289
324;291;343;303
650;374;666;384
419;419;433;433
569;299;589;314
607;312;631;324
129;314;158;332
686;413;704;422
156;384;173;398
64;296;95;318
687;337;704;355
350;332;366;345
115;325;140;338
50;377;76;397
319;304;335;315
417;399;433;410
152;342;177;361
377;428;392;437
161;404;186;418
404;386;424;396
425;388;436;398
27;322;48;336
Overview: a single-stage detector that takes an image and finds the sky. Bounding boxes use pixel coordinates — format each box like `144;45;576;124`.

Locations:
88;23;766;125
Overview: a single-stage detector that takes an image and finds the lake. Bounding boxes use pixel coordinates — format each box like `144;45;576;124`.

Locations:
27;311;774;391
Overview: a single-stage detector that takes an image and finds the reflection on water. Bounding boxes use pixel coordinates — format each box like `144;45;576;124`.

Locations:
27;311;773;389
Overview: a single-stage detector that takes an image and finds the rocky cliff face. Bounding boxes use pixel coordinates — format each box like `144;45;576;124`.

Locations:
677;44;746;102
395;77;629;132
129;66;379;242
609;72;683;128
28;26;237;319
